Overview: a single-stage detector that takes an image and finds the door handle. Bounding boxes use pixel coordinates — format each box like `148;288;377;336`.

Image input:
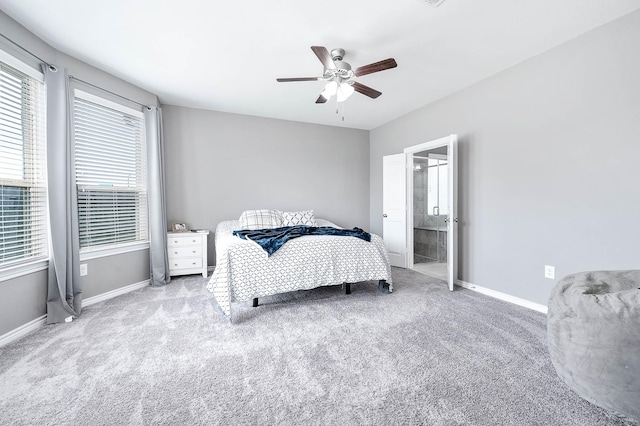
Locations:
383;214;388;218
433;206;439;216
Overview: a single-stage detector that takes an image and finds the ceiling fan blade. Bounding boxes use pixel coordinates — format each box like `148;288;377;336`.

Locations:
276;77;320;82
315;94;328;104
354;58;397;77
352;82;382;99
311;46;336;70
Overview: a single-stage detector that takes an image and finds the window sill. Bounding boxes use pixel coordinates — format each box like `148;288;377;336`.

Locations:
0;259;49;283
79;241;150;261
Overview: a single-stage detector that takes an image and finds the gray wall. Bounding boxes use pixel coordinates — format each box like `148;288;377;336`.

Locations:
163;106;370;265
80;250;150;300
0;10;158;337
0;270;47;335
370;10;640;306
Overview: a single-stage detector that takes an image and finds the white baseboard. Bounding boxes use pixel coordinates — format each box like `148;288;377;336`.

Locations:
84;279;150;307
0;315;46;348
1;279;151;348
457;280;548;314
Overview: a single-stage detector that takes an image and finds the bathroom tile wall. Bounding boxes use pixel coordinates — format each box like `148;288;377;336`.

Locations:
414;228;447;263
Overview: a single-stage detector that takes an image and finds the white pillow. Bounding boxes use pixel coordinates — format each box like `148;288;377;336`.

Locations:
238;209;283;230
280;210;317;227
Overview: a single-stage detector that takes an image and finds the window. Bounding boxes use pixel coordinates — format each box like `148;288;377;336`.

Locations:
0;54;47;268
73;91;147;252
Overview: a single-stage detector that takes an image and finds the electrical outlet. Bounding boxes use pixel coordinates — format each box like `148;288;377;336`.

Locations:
544;265;555;280
80;263;88;276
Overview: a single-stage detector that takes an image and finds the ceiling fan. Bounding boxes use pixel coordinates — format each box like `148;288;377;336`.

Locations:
276;46;397;104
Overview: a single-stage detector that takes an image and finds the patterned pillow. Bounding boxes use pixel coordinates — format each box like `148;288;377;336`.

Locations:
238;209;283;230
280;210;317;227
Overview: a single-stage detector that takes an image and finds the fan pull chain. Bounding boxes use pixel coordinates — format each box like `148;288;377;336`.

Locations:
335;97;346;122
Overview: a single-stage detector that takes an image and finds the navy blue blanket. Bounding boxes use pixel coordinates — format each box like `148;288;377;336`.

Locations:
233;225;371;256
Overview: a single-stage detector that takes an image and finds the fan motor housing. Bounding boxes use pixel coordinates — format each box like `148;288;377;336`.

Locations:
327;48;352;80
330;48;345;61
333;60;351;71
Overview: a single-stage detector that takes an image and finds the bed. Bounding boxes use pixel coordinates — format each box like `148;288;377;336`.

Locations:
206;216;392;321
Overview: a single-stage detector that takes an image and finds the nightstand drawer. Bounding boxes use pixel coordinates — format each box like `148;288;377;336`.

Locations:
168;246;203;258
170;257;203;269
168;236;202;247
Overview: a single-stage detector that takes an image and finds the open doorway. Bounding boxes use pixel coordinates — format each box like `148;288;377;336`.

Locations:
404;135;457;291
382;134;457;290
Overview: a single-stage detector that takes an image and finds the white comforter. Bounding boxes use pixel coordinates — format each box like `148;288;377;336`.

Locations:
206;219;392;320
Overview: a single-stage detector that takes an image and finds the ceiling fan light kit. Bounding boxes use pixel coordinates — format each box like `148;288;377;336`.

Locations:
276;46;397;105
321;81;338;100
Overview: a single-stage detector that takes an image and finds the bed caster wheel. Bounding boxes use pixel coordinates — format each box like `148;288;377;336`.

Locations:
378;280;390;294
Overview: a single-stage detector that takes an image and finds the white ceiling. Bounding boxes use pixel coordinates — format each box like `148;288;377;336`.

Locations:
1;0;639;130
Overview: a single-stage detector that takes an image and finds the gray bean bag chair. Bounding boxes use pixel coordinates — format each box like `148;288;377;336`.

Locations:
547;270;640;423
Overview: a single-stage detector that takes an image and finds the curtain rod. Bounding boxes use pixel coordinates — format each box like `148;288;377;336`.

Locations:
0;32;55;70
0;32;151;110
70;76;150;110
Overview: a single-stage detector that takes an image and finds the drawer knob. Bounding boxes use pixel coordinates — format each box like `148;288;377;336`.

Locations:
174;263;178;266
174;251;178;254
192;250;196;253
192;262;196;265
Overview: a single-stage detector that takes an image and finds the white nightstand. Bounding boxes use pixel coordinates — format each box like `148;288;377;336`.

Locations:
167;231;209;277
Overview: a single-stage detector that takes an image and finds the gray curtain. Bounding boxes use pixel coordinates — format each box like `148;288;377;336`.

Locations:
145;107;170;286
43;65;82;323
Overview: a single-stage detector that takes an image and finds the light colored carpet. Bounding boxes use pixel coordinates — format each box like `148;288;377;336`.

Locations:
0;268;633;425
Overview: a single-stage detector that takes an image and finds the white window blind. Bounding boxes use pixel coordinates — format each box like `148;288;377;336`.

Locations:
73;91;147;250
0;58;47;267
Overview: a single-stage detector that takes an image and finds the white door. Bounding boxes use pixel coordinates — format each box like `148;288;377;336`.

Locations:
446;137;458;292
383;153;407;268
